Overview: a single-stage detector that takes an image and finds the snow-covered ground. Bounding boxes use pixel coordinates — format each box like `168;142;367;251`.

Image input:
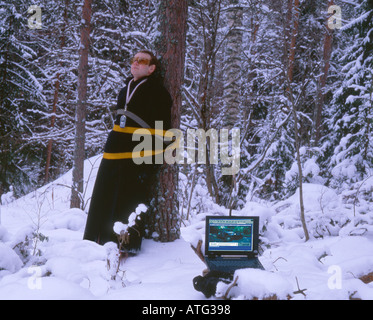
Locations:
0;155;373;300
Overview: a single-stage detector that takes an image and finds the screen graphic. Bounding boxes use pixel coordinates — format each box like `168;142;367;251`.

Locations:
207;218;254;252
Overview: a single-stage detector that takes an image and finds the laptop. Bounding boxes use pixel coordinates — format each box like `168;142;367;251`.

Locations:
204;216;264;274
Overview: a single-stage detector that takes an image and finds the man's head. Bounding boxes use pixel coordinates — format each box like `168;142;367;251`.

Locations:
130;50;158;81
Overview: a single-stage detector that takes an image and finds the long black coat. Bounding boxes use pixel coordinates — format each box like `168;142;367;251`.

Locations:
83;75;172;246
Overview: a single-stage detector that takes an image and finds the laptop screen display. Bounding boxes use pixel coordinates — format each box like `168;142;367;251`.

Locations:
207;217;255;253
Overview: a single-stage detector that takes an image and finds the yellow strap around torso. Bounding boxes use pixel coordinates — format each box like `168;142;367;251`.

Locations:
102;125;172;160
111;125;174;138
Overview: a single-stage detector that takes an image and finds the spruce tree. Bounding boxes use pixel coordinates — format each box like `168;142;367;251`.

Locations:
325;0;373;191
0;1;47;197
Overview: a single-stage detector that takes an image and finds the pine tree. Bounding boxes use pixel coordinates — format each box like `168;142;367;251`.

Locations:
152;0;188;242
71;0;92;209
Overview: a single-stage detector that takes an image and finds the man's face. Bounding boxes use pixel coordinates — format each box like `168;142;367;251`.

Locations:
130;52;156;81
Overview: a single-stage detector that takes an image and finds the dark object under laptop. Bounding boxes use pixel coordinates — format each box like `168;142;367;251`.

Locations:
204;216;264;274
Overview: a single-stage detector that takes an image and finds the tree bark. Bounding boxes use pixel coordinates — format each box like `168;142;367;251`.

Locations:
314;0;335;145
222;0;243;211
70;0;92;209
287;0;300;83
224;0;243;128
153;0;188;242
45;0;69;184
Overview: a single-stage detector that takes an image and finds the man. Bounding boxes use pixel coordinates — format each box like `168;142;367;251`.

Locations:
83;50;172;252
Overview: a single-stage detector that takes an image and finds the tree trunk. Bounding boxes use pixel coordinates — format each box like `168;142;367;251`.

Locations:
314;0;335;145
44;74;60;184
153;0;188;242
221;0;243;211
285;0;310;240
45;0;69;184
224;0;243;128
70;0;92;209
292;104;310;242
287;0;300;83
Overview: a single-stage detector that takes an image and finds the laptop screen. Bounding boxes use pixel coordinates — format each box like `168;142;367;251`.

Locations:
206;216;258;255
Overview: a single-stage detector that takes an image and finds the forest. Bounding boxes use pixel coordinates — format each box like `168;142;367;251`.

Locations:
1;0;372;224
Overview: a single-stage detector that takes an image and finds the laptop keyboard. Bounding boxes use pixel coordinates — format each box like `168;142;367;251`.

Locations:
207;258;263;272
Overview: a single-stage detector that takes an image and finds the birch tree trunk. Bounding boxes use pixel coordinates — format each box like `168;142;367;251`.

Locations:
221;0;243;211
224;0;243;128
70;0;92;209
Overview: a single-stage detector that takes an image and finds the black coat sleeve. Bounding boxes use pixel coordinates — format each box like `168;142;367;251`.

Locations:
116;87;127;110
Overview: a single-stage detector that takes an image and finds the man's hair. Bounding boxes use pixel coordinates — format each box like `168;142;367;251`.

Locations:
138;50;158;67
138;49;164;81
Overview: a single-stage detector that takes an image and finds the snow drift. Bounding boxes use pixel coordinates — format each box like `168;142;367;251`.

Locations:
0;155;372;300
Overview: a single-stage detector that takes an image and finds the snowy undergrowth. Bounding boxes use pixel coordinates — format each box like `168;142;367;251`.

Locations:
0;155;373;300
